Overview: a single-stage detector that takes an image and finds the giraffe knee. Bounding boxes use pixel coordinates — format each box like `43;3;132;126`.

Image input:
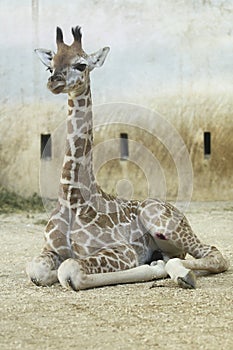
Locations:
26;256;58;286
58;258;88;291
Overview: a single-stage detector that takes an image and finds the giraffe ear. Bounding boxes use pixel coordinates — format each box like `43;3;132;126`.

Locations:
87;47;110;71
34;49;54;68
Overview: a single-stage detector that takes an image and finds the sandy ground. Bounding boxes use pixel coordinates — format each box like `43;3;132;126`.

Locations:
0;201;232;350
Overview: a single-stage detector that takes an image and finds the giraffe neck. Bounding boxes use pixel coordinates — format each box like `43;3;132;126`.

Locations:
58;80;98;209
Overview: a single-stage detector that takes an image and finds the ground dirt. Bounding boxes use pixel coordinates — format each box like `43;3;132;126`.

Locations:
0;202;232;350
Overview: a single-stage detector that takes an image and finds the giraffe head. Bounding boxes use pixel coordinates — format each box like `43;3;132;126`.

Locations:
35;26;110;95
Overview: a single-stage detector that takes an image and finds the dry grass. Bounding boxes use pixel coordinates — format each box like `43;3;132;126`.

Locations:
0;92;233;201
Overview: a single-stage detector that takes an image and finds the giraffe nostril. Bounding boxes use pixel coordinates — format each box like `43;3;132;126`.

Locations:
56;75;64;81
50;74;64;82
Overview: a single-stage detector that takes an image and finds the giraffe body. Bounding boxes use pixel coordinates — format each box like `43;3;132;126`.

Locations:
26;26;229;290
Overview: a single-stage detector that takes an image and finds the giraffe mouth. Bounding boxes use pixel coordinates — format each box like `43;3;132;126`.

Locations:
47;81;66;94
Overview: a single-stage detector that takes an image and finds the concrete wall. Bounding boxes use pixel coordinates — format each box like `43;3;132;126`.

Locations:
0;0;233;201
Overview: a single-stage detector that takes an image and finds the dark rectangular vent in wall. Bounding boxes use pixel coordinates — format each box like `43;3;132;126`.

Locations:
41;134;52;159
120;133;129;160
204;131;211;158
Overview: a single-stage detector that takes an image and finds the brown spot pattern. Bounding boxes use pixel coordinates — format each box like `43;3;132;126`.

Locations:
68;99;74;107
97;214;114;228
78;99;85;107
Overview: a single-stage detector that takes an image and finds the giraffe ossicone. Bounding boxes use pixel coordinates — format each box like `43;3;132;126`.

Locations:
26;25;229;291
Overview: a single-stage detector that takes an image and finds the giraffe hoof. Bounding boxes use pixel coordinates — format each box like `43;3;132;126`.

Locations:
67;277;78;291
177;271;197;289
31;277;41;286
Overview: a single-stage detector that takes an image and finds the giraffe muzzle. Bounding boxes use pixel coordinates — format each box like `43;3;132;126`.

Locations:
47;74;66;94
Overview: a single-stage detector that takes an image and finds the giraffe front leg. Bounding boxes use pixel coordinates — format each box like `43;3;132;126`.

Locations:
58;243;168;291
58;258;168;291
26;250;61;286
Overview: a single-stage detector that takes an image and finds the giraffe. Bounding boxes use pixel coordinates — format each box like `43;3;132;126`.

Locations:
26;26;229;291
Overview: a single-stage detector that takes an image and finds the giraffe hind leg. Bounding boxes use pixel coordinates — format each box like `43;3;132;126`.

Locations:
155;236;229;289
142;212;229;287
164;243;229;290
183;246;230;274
160;241;229;289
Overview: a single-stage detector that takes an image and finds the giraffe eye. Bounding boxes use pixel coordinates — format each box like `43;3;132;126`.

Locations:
73;63;87;72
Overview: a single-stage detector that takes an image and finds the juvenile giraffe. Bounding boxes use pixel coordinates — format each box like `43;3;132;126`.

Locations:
26;26;229;290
